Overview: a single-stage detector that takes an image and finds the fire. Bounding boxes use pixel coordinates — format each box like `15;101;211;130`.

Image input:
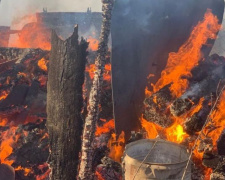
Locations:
14;166;32;176
104;64;112;82
0;118;8;126
38;58;48;72
87;37;99;51
86;63;111;81
153;9;221;97
141;10;223;179
95;119;115;136
108;131;125;163
0;126;18;165
140;118;158;139
141;117;188;143
0;90;10;101
165;122;188;143
9;14;51;50
95;171;105;180
208;91;225;147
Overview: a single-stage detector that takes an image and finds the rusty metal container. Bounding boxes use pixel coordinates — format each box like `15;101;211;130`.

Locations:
122;139;191;180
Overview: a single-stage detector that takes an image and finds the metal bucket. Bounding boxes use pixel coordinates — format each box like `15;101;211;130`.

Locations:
122;139;191;180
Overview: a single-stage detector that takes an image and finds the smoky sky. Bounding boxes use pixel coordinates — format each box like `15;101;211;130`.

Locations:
0;0;102;26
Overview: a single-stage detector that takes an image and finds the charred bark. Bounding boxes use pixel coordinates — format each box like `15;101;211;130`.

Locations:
47;26;88;180
78;0;115;179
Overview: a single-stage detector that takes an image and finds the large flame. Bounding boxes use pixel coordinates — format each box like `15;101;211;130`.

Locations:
153;9;221;97
9;14;51;50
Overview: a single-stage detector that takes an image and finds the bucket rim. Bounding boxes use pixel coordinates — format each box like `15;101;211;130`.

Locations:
124;138;190;166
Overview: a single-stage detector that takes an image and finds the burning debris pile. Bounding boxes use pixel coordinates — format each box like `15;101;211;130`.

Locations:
141;10;225;179
1;1;225;180
0;48;49;179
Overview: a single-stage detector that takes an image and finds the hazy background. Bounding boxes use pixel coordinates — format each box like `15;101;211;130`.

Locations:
0;0;102;26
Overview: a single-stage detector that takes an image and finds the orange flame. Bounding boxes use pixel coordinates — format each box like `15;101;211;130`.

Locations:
0;126;19;165
87;37;99;51
140;118;159;139
9;14;51;50
14;166;32;176
165;121;188;143
108;131;125;163
209;91;225;147
38;58;48;72
86;63;111;81
153;9;221;97
95;119;115;136
0;90;10;101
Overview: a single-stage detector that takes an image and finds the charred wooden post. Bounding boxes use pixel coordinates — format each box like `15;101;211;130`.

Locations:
47;26;88;180
78;0;114;179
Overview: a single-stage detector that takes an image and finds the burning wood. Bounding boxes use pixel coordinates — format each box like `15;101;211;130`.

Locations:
143;84;173;127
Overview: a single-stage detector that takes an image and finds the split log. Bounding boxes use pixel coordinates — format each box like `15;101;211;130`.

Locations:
47;26;88;180
143;84;173;127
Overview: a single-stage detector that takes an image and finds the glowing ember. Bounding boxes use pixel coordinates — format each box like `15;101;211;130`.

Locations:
14;166;32;176
95;171;105;180
38;58;48;72
0;90;10;101
153;9;221;97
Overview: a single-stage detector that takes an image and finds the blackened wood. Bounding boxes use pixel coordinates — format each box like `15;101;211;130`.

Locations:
184;99;211;135
47;26;88;180
143;84;173;127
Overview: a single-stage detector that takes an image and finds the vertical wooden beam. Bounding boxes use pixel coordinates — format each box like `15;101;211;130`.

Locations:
47;25;88;180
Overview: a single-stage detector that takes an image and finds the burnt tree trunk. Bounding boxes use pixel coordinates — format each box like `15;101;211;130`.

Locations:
78;0;115;179
47;26;88;180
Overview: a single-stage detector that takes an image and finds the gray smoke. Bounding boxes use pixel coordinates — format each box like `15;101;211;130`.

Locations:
0;0;102;26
